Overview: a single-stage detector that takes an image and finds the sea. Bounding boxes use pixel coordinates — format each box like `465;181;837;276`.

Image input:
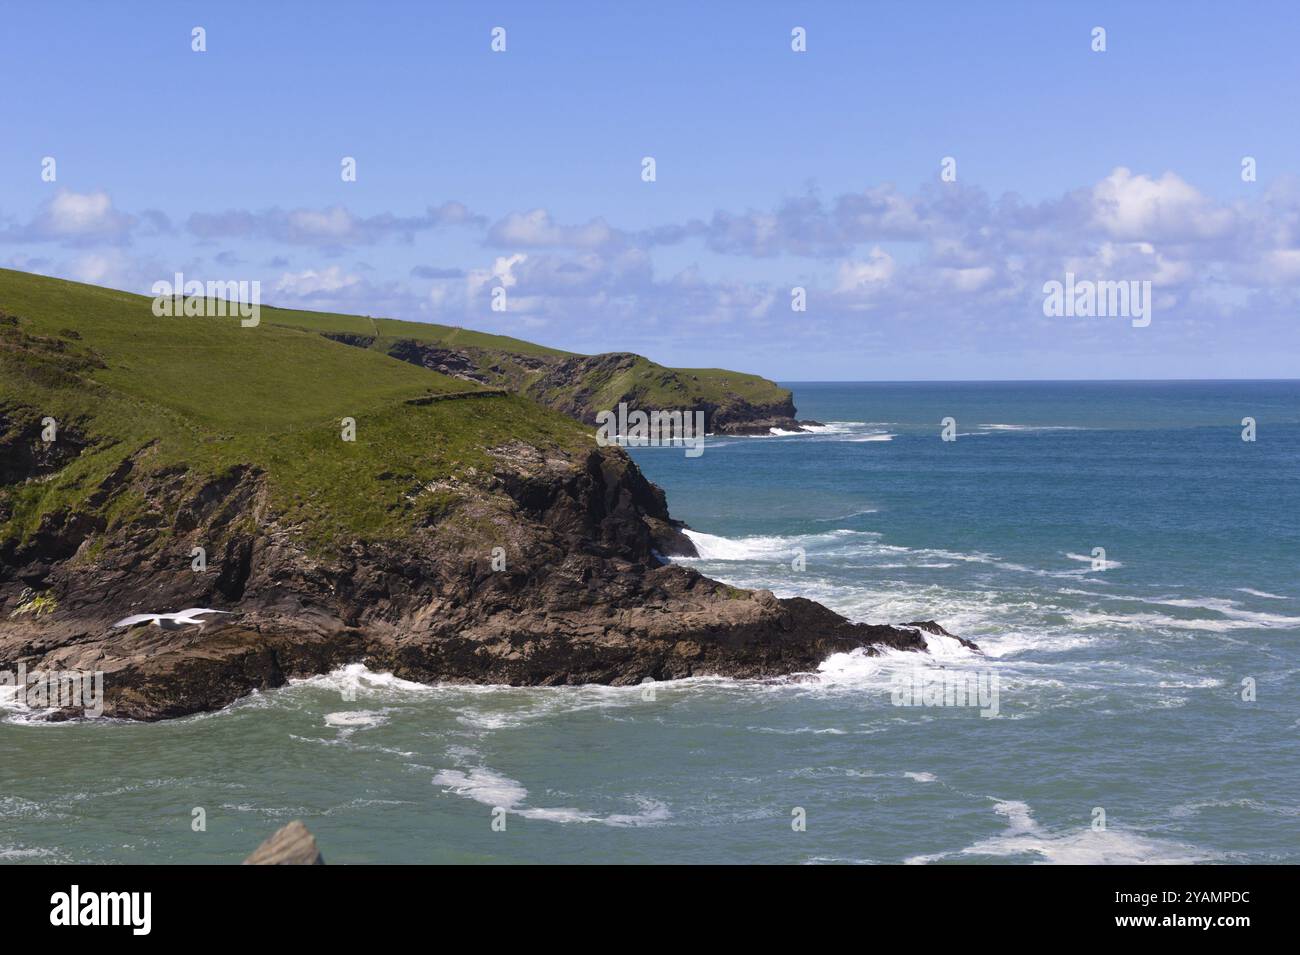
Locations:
2;381;1297;864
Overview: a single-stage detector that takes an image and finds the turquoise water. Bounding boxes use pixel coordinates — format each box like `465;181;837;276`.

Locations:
3;381;1298;863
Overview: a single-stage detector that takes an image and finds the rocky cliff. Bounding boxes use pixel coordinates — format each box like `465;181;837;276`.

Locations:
0;268;966;722
0;434;946;720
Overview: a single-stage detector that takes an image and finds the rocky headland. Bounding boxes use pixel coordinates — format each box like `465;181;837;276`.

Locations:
0;268;968;722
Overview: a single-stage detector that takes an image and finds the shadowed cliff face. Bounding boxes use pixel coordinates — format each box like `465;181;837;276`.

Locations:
0;437;956;721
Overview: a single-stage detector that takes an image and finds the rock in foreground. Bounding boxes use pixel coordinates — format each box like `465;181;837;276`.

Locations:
243;821;324;865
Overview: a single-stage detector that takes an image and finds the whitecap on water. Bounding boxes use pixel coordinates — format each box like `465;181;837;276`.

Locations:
906;799;1216;865
432;765;670;827
1064;552;1125;570
682;528;870;561
1236;587;1290;600
324;709;390;732
978;424;1087;432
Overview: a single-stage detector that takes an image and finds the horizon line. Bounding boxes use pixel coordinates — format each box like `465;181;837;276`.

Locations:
777;377;1300;384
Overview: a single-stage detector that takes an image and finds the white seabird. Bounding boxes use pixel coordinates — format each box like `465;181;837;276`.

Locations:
110;608;235;631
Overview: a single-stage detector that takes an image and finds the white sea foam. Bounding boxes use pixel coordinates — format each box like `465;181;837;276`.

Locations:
324;709;390;731
906;799;1216;865
1067;603;1300;632
815;646;918;688
1170;798;1300;819
0;684;30;718
802;421;866;434
812;627;980;689
294;662;439;699
1237;588;1289;600
1064;552;1124;570
0;846;62;861
671;523;1286;697
432;767;530;809
682;528;865;561
762;421;895;441
432;766;670;827
821;421;868;429
978;424;1086;432
0;684;64;725
681;528;1115;584
813;507;879;522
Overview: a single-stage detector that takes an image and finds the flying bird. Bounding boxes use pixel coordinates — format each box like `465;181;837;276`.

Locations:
110;608;235;631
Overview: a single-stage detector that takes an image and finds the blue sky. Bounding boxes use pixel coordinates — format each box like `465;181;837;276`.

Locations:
2;1;1298;379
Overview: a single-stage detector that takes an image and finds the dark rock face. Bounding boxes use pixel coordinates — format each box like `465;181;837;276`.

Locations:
0;414;90;487
0;441;969;721
321;332;376;350
383;340;494;383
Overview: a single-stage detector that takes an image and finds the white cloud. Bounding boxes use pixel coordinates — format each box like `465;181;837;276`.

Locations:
187;202;485;246
467;253;527;296
274;265;360;295
1089;168;1234;241
1260;248;1300;284
836;247;896;292
939;265;997;293
286;207;354;240
487;209;618;249
48;191;115;234
0;190;137;243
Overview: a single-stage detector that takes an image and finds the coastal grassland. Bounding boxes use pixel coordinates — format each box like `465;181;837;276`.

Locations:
261;303;793;414
371;317;574;359
0;268;590;556
260;306;573;359
662;367;789;406
528;354;791;414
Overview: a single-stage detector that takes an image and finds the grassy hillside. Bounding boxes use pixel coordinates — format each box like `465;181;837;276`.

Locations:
262;304;795;427
528;356;785;415
373;317;574;359
0;269;589;555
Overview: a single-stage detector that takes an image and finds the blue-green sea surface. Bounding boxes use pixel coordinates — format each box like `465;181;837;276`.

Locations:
2;381;1297;863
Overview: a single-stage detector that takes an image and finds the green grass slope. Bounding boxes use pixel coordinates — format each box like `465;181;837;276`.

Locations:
372;317;574;359
263;305;794;423
529;355;786;414
0;269;589;555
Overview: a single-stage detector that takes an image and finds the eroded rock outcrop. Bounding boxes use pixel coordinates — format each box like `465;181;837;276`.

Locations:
0;439;964;721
